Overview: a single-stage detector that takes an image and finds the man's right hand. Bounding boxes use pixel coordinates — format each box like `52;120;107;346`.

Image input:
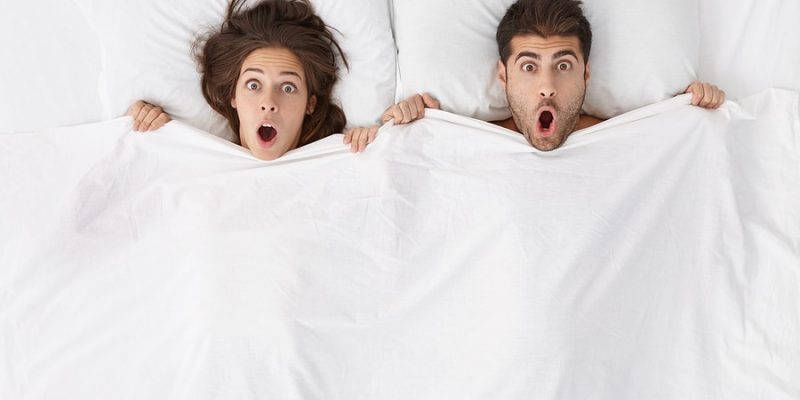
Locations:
127;100;172;132
381;93;440;125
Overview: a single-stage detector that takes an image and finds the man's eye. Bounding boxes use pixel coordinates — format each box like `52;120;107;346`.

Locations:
246;80;259;90
522;63;535;72
557;62;572;71
281;83;297;94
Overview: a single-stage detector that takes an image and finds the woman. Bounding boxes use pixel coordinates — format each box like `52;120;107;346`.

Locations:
129;0;378;160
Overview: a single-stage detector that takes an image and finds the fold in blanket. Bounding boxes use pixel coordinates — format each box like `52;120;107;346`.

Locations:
1;89;799;399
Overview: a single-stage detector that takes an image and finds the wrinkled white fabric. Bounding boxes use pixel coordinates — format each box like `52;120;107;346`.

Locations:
1;89;798;399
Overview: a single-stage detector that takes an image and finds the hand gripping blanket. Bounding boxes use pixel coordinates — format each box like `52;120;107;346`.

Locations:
1;89;799;399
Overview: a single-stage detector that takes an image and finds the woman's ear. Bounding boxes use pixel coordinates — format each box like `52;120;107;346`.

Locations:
307;95;317;115
231;97;237;109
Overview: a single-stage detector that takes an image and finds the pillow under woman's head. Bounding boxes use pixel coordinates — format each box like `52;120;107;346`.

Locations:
73;0;397;140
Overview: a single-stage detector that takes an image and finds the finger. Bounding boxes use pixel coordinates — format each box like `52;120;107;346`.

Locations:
343;129;352;144
381;108;393;124
141;107;163;131
391;105;403;124
358;130;369;152
712;86;725;108
127;100;145;118
134;105;153;132
367;126;378;144
151;113;171;131
399;101;413;124
708;85;720;109
700;83;714;107
351;129;362;152
422;92;440;109
412;94;425;118
687;82;702;106
408;98;420;121
127;101;145;131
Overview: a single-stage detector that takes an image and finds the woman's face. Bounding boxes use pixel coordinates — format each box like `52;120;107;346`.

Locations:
231;47;316;161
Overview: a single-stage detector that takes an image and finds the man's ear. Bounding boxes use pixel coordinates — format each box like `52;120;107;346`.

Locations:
584;62;591;82
497;59;508;90
307;95;317;115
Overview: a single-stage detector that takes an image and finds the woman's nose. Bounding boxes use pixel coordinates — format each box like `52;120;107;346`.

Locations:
261;104;277;112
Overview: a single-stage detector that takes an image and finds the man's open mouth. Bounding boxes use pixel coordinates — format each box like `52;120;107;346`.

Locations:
540;111;553;129
258;123;277;143
536;107;557;138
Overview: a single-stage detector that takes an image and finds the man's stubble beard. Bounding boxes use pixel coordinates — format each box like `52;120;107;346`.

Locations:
507;86;586;152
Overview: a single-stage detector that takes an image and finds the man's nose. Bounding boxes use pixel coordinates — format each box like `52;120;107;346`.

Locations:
538;74;557;98
539;85;556;98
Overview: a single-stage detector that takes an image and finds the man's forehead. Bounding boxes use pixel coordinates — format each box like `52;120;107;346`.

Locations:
510;34;583;60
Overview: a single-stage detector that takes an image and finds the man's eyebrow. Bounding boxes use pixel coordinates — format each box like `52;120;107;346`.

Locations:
553;49;579;60
515;51;540;62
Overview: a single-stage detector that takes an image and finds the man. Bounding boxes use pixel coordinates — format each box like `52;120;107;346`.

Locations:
346;0;725;152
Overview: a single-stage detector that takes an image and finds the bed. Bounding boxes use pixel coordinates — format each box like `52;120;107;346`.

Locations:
2;1;799;399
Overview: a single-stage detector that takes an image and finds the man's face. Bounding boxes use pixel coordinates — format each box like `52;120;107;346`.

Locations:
498;35;589;151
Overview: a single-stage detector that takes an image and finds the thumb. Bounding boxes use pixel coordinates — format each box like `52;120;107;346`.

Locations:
380;108;393;124
422;93;440;109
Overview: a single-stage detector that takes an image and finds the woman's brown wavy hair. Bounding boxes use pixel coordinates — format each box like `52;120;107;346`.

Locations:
194;0;347;146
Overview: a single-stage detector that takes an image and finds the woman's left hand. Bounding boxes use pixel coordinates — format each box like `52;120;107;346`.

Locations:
343;125;380;153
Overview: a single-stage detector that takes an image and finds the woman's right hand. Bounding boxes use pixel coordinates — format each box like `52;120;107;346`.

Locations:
380;93;440;125
127;100;172;132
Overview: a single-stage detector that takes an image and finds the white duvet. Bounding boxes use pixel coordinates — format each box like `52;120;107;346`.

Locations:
1;89;799;399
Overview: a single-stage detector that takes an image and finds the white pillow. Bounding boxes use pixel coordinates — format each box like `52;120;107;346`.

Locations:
392;0;699;121
0;1;104;133
581;0;698;119
697;0;800;101
393;0;516;122
73;0;396;141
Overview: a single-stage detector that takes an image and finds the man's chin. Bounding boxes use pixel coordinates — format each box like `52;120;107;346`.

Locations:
527;132;565;152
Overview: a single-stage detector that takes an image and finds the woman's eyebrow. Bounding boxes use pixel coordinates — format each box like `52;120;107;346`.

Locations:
242;68;302;81
279;71;302;80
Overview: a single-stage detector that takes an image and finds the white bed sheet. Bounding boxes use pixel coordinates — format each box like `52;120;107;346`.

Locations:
1;89;799;399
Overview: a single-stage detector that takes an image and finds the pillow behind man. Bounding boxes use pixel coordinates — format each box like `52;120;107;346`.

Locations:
392;0;699;121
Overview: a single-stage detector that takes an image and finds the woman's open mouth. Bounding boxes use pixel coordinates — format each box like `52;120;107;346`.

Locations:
257;123;278;147
535;107;557;138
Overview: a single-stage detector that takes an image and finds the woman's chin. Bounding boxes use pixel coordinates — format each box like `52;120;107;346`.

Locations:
240;134;284;161
251;148;283;161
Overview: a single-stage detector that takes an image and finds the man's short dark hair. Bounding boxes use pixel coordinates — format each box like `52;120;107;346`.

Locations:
496;0;592;65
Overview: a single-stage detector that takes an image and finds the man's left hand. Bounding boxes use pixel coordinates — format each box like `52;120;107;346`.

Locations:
685;81;726;109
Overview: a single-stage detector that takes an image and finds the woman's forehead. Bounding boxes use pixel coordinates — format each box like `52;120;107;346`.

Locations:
240;48;305;78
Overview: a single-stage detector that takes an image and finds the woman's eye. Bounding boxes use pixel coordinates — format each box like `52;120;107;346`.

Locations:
557;62;572;71
246;80;259;90
281;83;297;94
522;63;535;72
